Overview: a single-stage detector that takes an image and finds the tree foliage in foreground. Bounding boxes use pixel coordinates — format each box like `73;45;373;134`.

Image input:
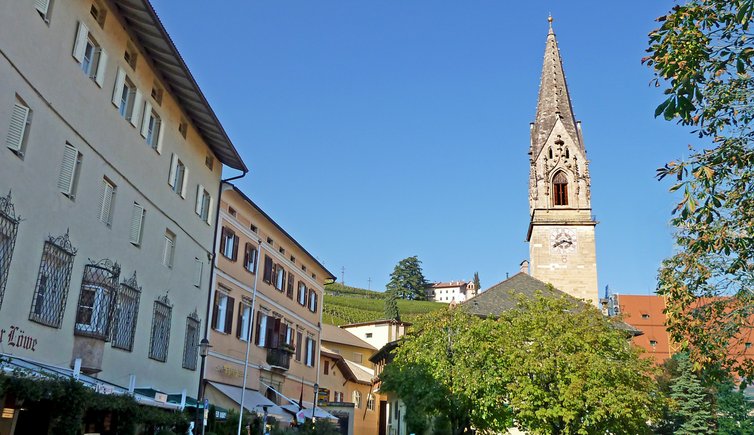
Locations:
386;256;430;300
644;0;754;378
381;295;661;434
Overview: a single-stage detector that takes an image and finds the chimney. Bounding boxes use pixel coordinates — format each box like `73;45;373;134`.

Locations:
519;260;530;275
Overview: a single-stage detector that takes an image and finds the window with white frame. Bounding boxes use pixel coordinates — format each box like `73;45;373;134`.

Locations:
193;258;203;288
195;185;212;224
57;143;82;199
238;302;252;341
34;0;53;21
148;296;172;362
141;107;162;151
182;313;200;370
98;177;116;227
212;290;234;334
162;230;175;268
111;272;140;351
129;202;145;246
74;261;119;339
220;227;238;260
6;98;32;156
305;336;316;367
111;68;141;126
367;394;375;411
308;289;318;313
274;264;285;291
297;282;307;306
29;233;77;328
168;154;188;197
352;390;362;408
334;392;344;402
243;243;257;273
255;311;269;348
72;22;107;86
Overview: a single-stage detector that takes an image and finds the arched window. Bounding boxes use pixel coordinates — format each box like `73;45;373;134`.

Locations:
548;147;553;159
552;172;568;206
565;147;570;158
353;390;362;408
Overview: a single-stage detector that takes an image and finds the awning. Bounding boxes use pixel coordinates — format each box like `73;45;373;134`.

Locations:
206;381;292;423
1;353;182;410
281;403;338;421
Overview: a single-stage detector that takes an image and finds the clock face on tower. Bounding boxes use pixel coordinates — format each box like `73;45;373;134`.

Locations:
550;228;577;254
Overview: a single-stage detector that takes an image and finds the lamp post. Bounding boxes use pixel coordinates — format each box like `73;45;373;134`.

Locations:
311;382;319;422
196;338;211;435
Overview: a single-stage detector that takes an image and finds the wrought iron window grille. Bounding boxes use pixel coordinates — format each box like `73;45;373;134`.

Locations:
111;271;141;351
74;259;120;340
29;230;77;328
0;191;20;310
148;293;172;362
182;309;200;370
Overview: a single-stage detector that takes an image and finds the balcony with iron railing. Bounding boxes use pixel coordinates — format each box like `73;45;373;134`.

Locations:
266;346;293;370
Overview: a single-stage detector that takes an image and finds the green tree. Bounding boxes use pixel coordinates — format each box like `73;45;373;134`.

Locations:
669;354;716;434
380;308;512;434
644;0;754;378
386;256;429;300
496;294;661;434
384;289;401;321
716;376;754;434
472;272;481;292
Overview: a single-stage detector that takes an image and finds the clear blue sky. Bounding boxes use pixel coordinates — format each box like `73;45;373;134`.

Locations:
152;1;695;295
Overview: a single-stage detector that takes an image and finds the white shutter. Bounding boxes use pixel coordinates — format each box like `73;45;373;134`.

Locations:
180;166;189;198
94;48;108;87
140;101;152;137
6;103;30;152
168;154;178;187
195;185;203;215
72;21;89;63
193;258;203;288
129;203;145;245
130;89;142;126
34;0;50;17
57;144;78;195
206;195;214;225
155;119;165;154
99;180;114;225
111;68;126;107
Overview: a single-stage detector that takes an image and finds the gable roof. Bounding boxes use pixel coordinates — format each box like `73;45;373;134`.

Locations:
110;0;247;171
321;324;377;350
462;272;641;335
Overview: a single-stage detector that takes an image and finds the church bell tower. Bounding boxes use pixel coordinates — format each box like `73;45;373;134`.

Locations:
527;17;599;306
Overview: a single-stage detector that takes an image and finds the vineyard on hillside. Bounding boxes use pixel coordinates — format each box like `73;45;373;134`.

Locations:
322;293;446;326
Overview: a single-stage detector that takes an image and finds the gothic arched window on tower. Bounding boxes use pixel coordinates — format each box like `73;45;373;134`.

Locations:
552;171;568;206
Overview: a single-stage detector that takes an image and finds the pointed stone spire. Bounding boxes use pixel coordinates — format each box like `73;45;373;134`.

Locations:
531;16;581;158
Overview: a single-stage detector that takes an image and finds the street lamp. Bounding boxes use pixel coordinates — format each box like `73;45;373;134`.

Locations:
196;338;212;435
311;383;319;422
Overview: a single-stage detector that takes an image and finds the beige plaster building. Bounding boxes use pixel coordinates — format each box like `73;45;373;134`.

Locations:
0;0;246;432
202;186;335;423
320;323;381;434
527;19;599;306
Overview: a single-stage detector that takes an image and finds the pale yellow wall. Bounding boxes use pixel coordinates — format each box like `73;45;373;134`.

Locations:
318;354;379;435
322;341;375;368
0;0;225;394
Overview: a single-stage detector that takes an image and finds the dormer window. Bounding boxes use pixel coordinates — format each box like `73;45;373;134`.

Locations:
552;171;568;206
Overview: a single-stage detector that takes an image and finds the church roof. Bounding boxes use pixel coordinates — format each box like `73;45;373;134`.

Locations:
531;19;582;158
461;272;641;335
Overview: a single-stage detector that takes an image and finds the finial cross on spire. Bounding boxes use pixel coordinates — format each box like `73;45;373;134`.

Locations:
548;14;554;34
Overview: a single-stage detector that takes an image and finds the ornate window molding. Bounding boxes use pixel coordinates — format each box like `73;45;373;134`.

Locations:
74;259;120;339
0;191;20;310
29;230;77;328
111;271;141;351
148;293;172;362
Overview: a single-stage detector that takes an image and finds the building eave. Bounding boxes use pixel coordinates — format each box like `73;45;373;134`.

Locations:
110;0;247;171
